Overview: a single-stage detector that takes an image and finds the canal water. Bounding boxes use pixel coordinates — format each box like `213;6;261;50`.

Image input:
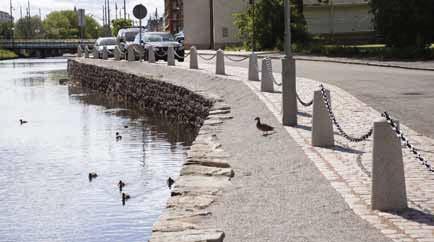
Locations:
0;59;194;242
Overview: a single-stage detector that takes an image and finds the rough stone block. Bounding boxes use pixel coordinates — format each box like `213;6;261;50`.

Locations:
312;89;334;147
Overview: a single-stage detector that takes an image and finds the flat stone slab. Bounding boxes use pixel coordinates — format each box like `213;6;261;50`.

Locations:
167;194;217;210
171;175;231;196
181;165;234;178
149;229;225;242
185;158;231;168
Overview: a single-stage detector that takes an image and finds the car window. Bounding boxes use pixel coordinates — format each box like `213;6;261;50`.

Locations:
99;38;117;45
125;31;139;41
142;33;175;42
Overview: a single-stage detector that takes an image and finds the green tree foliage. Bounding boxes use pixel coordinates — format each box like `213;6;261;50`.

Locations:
0;22;13;39
15;16;45;39
370;0;434;49
112;19;133;36
234;0;309;50
43;10;100;39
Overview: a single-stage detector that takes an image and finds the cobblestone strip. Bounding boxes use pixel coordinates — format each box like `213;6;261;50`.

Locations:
172;60;434;241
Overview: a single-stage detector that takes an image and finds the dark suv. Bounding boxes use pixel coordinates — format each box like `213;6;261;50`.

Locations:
117;27;146;50
134;32;184;62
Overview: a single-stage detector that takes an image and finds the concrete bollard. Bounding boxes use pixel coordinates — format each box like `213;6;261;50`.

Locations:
102;47;108;60
114;46;121;60
93;47;99;59
77;46;83;58
148;46;156;63
248;52;259;81
84;46;89;58
137;46;145;61
312;89;334;147
216;49;225;75
189;46;198;69
127;46;135;62
167;46;175;66
282;57;298;126
371;119;408;211
261;58;274;92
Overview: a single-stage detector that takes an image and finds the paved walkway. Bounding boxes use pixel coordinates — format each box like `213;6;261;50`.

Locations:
171;56;434;241
197;50;434;71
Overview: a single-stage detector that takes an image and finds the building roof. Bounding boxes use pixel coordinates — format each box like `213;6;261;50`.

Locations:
304;0;369;6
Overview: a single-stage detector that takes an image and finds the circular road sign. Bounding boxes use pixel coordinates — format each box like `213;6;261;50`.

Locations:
133;4;147;20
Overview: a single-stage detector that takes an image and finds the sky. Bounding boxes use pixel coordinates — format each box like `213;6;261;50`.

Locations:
0;0;164;24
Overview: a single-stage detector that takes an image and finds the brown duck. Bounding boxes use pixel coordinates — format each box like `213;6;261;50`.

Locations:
254;117;274;135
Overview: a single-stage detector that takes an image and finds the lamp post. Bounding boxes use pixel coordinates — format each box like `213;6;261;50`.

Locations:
282;0;297;126
249;0;255;52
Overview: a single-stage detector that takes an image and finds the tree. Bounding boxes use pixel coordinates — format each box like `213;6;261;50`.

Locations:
234;0;309;50
0;22;13;39
43;10;101;39
15;16;45;39
112;19;133;37
370;0;434;49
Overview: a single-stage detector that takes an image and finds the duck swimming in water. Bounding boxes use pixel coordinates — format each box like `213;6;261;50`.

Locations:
88;172;98;181
19;119;28;125
118;180;126;192
122;192;130;206
116;132;122;141
254;117;274;136
167;177;175;189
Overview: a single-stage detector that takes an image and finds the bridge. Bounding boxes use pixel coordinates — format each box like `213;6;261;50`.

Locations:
0;39;95;57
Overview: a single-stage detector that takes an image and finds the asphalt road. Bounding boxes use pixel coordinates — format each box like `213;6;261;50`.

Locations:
227;59;434;139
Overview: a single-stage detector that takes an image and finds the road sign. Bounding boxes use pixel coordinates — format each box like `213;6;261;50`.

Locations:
78;9;86;27
133;4;147;19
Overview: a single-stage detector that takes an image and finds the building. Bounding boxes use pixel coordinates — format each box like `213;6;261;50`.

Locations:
183;0;374;49
184;0;249;49
164;0;184;33
302;0;374;42
0;11;13;23
147;9;164;32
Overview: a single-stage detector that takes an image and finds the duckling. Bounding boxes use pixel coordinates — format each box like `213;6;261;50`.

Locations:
167;177;175;189
19;119;28;125
115;132;122;141
122;192;130;206
88;172;98;181
254;117;274;136
118;180;126;192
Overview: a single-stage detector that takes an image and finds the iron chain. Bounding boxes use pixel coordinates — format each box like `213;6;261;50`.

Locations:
224;55;250;62
198;54;217;61
319;84;373;143
382;112;434;173
296;93;313;107
264;58;282;86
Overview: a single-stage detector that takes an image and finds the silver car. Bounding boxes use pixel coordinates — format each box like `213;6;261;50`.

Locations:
94;37;117;58
134;32;184;62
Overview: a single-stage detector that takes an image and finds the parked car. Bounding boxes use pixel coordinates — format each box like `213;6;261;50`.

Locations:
117;27;146;50
174;31;184;45
133;32;184;62
94;37;117;58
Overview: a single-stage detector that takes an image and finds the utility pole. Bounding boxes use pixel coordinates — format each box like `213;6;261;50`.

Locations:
39;8;41;19
27;0;31;39
115;2;118;20
123;0;126;20
282;0;297;126
20;5;22;19
9;0;13;40
209;0;214;49
107;0;111;32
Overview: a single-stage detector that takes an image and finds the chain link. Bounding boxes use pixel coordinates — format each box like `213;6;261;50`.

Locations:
296;93;313;107
382;112;434;172
224;55;250;62
198;54;217;61
173;51;185;59
319;84;373;143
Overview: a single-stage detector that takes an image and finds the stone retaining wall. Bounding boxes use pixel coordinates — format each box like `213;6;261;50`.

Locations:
67;59;234;242
67;60;213;128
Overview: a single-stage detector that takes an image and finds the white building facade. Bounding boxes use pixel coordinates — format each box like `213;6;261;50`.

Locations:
184;0;374;49
0;11;13;23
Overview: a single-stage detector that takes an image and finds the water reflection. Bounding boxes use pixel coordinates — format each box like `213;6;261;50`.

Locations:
0;58;193;242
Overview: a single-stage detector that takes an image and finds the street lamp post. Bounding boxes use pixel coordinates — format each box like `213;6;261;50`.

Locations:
282;0;297;126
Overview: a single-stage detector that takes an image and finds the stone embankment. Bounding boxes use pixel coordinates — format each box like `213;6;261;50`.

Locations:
68;59;233;242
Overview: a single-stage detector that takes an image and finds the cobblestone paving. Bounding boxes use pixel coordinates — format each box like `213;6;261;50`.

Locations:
170;57;434;242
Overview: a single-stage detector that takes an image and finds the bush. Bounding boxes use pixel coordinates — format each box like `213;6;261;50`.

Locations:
370;0;434;49
0;49;18;60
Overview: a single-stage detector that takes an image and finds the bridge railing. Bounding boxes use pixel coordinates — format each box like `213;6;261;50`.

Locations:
0;39;96;49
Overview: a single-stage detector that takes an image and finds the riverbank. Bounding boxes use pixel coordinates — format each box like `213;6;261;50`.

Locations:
68;58;397;242
0;49;18;60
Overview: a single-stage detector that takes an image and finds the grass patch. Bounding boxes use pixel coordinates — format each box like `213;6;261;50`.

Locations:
0;49;18;60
